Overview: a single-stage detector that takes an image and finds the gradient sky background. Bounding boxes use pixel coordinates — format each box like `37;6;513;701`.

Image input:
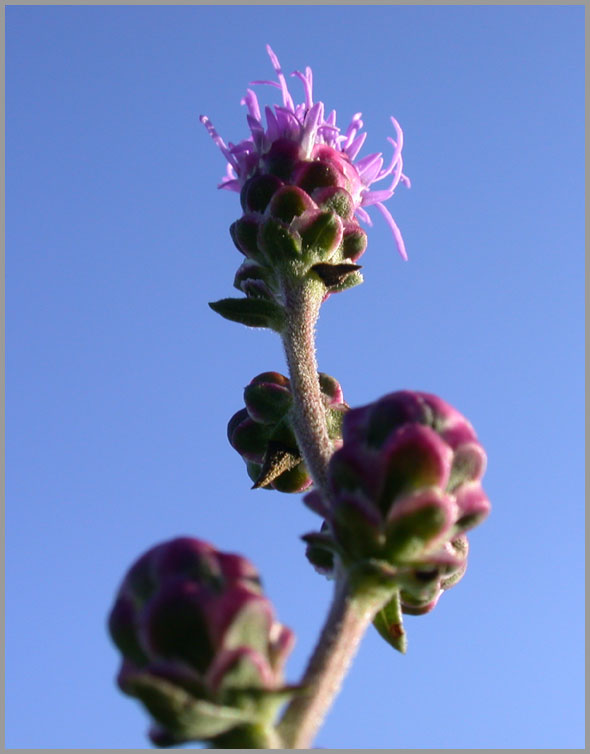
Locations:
6;4;584;750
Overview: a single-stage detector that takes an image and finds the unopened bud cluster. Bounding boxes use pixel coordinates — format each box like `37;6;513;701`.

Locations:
304;391;490;618
228;371;347;492
108;538;294;747
210;149;370;331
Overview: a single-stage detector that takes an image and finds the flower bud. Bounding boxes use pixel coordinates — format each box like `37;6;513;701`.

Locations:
303;391;490;633
240;174;284;214
228;371;348;493
108;538;294;746
230;215;262;259
268;185;316;223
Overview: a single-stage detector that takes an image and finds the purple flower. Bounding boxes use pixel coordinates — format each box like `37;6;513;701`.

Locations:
201;45;410;260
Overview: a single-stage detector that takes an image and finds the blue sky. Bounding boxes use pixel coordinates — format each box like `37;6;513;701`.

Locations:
6;5;584;749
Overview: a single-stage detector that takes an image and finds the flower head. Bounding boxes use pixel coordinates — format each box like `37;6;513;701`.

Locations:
108;537;295;746
201;45;409;261
303;391;490;621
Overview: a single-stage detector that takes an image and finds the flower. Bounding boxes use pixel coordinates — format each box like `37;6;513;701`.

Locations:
108;537;295;747
201;45;410;261
303;391;490;619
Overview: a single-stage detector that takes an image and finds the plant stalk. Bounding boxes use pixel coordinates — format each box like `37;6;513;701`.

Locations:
280;277;333;498
279;275;383;748
278;570;379;749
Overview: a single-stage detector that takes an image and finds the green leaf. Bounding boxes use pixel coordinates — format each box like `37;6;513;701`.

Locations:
326;269;364;293
373;589;407;654
125;672;254;741
208;298;285;331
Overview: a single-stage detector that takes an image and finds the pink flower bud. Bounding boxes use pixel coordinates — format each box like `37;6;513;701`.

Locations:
108;538;295;746
304;391;490;622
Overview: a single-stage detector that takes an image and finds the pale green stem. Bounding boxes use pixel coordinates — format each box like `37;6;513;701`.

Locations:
280;277;333;498
278;570;383;749
278;276;384;748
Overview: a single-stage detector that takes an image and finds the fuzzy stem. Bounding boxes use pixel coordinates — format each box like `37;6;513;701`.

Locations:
279;276;382;747
280;277;333;497
278;570;380;749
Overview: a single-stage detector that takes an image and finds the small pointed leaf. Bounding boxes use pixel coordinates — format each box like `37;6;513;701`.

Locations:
251;442;301;489
311;262;362;288
373;589;407;654
209;298;285;331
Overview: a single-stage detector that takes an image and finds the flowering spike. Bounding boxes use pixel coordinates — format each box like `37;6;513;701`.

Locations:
201;47;409;261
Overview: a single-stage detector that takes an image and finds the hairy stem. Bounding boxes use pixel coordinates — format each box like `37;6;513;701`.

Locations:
280;277;333;497
278;571;379;749
279;276;382;748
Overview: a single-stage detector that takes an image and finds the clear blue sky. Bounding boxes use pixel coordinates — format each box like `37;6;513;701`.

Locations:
6;5;584;749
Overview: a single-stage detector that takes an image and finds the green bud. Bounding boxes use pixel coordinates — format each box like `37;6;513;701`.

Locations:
244;379;292;425
230;216;262;260
257;217;302;264
297;210;343;262
268;185;316;223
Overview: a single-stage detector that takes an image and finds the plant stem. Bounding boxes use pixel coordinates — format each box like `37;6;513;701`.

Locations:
278;570;379;749
280;277;333;498
279;276;384;748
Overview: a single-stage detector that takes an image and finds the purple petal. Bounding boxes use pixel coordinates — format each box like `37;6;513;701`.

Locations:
199;115;237;169
355;206;373;225
241;88;261;122
373;203;408;260
361;187;395;205
358;155;384;185
265;45;295;110
375;117;404;182
264;106;280;142
300;101;324;157
250;78;282;90
345;132;367;161
292;67;313;108
341;112;364;150
355;152;382;177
